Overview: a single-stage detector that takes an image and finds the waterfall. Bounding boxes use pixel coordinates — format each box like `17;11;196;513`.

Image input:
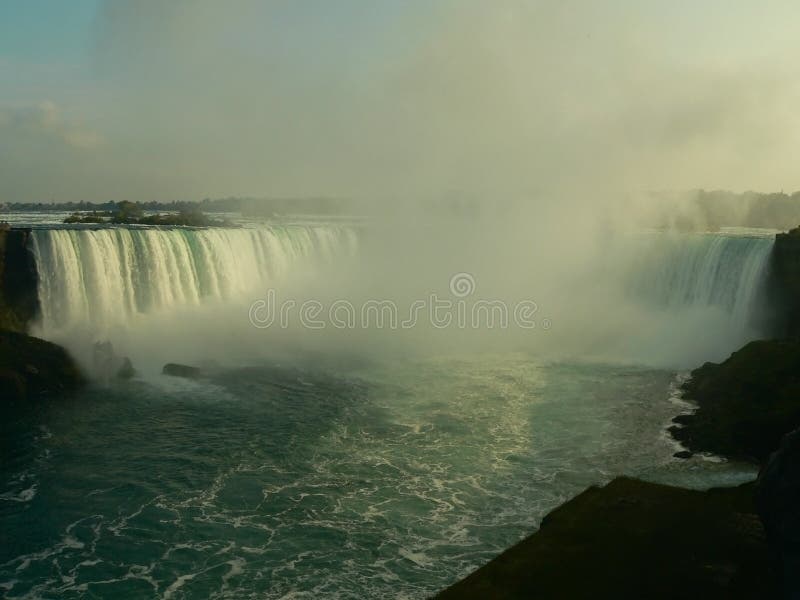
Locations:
26;226;774;371
31;226;358;338
628;233;773;322
609;232;775;365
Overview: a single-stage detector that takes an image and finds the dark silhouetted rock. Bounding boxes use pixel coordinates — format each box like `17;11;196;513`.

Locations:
770;227;800;338
0;330;84;403
0;228;39;332
757;429;800;598
673;450;693;459
436;477;777;599
116;357;136;380
669;338;800;463
163;363;202;379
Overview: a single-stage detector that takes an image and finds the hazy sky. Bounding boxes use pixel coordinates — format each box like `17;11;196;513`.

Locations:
2;0;800;202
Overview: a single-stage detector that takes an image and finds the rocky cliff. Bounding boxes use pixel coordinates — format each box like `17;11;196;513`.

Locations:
0;228;85;402
436;477;777;599
669;338;800;463
0;329;85;405
0;228;39;332
768;226;800;338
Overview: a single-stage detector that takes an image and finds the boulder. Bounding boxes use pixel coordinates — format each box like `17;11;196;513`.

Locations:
163;363;202;379
116;357;136;380
0;330;85;403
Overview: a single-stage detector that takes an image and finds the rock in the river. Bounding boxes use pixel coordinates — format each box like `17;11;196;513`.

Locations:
116;357;136;380
163;363;202;379
92;340;137;381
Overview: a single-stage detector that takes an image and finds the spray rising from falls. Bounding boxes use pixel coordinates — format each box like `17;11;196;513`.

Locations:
602;232;776;366
28;226;775;370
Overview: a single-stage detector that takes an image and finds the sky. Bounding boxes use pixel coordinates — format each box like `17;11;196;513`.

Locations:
1;0;800;203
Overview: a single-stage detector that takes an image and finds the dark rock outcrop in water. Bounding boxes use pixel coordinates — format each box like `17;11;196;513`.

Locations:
668;339;800;463
436;477;777;599
757;429;800;597
0;228;39;332
92;341;137;381
116;357;136;380
163;363;203;379
0;330;85;404
441;223;800;599
0;228;85;403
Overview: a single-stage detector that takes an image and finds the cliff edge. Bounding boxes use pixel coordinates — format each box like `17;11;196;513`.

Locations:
0;228;39;332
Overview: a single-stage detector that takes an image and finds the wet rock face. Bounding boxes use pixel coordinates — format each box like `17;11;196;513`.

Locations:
769;227;800;338
0;229;39;332
0;330;85;404
757;429;800;598
668;338;800;463
436;477;778;599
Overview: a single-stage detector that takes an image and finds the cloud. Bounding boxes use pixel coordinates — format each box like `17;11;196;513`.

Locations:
0;101;104;149
3;1;800;202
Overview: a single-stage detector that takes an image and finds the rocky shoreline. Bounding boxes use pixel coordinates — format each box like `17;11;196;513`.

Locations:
0;329;85;405
435;349;800;598
669;338;800;463
436;478;777;599
436;230;800;598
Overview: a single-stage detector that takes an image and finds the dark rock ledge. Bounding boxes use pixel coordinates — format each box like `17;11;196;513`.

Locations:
0;227;85;403
0;329;85;404
438;229;800;599
669;338;800;464
436;477;777;599
0;228;39;332
436;335;800;599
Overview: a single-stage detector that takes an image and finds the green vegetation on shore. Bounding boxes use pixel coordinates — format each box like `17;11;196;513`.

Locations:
63;201;235;227
4;196;346;217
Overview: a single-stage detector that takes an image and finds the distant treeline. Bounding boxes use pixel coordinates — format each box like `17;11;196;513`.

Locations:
6;191;800;230
648;190;800;231
1;197;348;216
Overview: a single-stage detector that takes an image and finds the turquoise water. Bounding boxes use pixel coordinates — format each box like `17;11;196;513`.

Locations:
0;355;755;599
